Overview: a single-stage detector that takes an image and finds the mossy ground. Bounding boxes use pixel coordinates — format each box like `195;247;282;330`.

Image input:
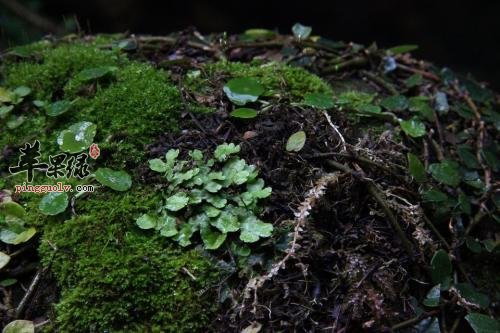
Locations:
39;189;221;332
2;33;498;332
1;40;216;331
1;37;334;331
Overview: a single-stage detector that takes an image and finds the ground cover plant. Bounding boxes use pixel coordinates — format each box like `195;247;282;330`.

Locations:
0;25;499;332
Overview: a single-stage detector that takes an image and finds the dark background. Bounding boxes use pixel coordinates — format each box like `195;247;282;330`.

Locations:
1;0;499;90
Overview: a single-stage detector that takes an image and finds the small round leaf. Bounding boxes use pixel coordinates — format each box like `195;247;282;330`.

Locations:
230;108;258;119
292;23;312;40
95;168;132;191
136;214;157;230
46;100;71;117
223;77;264;105
286;131;306;152
400;118;426;138
57;121;97;153
38;192;69;215
303;93;334;109
2;320;35;333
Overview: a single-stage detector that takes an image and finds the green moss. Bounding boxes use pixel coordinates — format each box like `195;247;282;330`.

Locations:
186;60;332;102
73;62;181;165
1;43;181;171
39;189;221;332
3;43;124;100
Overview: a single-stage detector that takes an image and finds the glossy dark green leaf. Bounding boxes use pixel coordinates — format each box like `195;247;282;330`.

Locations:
0;278;17;287
38;192;68;215
223;77;264;105
57;121;96;153
423;284;440;307
400;117;426;138
303;92;334;109
46;100;71;117
357;104;381;114
0;201;26;219
465;312;500;333
409;96;435;121
428;160;461;187
407;153;426;182
422;189;448;203
381;95;408;111
430;249;452;285
462;79;494;104
230;107;258;119
465;236;482;253
457;145;480;169
94;168;132;191
458;192;471;215
454;283;490;308
76;66;118;82
405;74;423;88
481;147;500;172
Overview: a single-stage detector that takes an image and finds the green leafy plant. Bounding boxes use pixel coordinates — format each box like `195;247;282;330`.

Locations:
0;85;32;129
39;192;69;215
94;168;132;191
286;131;306;152
57;121;97;153
292;23;312;40
136;143;273;250
230;107;258;119
223;77;264;105
0;199;36;245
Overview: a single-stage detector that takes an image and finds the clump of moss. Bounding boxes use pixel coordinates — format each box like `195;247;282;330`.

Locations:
73;62;181;165
39;189;221;332
3;43;124;100
1;42;181;170
186;60;332;102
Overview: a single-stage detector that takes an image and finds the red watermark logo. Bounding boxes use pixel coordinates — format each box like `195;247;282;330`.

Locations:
89;143;100;160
